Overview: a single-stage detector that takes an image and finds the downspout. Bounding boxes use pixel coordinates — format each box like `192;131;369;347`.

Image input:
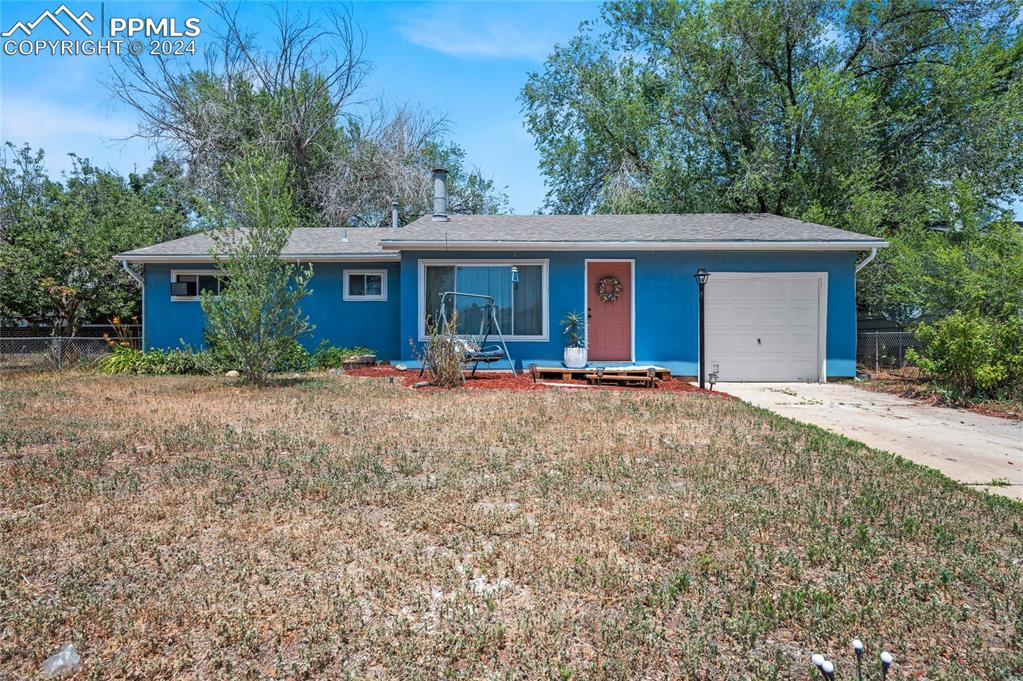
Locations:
121;260;143;286
855;248;877;274
853;248;878;382
121;260;145;349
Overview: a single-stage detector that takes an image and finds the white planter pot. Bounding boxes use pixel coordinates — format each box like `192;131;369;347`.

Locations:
563;347;587;369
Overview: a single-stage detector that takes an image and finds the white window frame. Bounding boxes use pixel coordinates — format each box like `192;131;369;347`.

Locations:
417;258;549;342
170;269;227;302
343;269;388;302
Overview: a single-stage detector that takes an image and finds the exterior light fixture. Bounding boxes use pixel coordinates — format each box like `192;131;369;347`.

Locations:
694;268;710;389
511;266;519;285
880;652;894;679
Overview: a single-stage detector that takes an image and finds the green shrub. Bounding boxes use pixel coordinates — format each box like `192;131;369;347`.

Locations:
310;341;373;370
97;344;232;376
96;345;145;374
268;337;311;372
97;340;376;376
907;312;1023;401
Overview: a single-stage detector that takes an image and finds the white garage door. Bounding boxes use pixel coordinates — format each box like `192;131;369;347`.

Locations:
704;273;825;382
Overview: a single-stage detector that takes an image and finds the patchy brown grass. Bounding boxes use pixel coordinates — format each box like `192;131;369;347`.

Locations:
1;372;1022;679
858;367;1023;421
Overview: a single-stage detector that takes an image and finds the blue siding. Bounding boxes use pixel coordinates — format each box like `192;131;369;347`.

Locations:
399;250;858;377
143;262;402;359
142;250;859;377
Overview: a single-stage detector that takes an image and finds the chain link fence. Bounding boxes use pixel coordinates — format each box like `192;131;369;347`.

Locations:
857;331;921;372
0;323;140;338
1;334;141;371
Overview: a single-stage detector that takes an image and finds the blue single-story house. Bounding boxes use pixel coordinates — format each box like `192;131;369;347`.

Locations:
117;173;887;381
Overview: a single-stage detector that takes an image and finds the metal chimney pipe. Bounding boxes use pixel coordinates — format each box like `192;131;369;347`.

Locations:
391;199;399;228
431;168;448;222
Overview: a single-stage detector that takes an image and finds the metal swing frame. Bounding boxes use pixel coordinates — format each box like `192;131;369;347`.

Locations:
419;291;516;380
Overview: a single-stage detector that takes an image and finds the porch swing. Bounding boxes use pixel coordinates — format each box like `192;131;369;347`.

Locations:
419;291;516;380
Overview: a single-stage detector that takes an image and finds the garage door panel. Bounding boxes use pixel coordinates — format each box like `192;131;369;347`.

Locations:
785;334;819;353
755;309;793;328
706;332;748;353
756;280;790;301
703;274;823;382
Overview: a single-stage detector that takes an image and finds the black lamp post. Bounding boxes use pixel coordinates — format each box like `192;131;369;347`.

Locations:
694;268;710;389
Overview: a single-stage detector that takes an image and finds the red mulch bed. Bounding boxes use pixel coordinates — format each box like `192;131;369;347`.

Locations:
344;365;731;397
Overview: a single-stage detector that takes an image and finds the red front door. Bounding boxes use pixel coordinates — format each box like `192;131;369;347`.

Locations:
587;261;632;361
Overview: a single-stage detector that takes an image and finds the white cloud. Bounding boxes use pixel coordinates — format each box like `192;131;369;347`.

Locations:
395;4;573;61
1;96;153;174
2;96;135;140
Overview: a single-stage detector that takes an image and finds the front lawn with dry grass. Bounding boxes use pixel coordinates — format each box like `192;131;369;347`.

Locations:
2;372;1022;679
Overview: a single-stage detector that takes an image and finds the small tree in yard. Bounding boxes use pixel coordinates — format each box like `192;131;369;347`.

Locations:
200;149;313;386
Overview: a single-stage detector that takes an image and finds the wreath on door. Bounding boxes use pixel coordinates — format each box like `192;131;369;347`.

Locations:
596;275;623;302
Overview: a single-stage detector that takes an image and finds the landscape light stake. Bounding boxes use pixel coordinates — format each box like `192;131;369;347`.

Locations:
694;268;710;389
813;642;895;680
880;651;894;680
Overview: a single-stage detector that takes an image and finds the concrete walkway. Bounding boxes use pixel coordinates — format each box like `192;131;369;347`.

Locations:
720;382;1023;501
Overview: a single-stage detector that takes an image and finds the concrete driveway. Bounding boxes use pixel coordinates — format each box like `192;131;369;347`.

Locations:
721;382;1023;501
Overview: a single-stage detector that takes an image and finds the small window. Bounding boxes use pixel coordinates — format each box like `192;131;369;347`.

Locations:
344;270;387;301
171;271;227;300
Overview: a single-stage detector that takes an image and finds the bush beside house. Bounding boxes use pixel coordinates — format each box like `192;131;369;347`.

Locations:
908;313;1023;403
97;340;374;376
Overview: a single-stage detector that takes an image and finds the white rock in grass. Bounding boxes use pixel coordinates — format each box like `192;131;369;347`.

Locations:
395;364;407;371
225;370;240;378
470;575;512;596
41;643;81;677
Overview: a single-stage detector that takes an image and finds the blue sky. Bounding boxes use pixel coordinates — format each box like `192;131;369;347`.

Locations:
0;1;601;213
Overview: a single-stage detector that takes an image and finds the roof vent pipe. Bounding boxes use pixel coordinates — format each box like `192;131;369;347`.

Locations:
431;168;448;222
391;199;400;228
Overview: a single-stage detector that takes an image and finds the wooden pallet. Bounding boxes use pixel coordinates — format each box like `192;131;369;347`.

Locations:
585;373;658;388
531;365;671;381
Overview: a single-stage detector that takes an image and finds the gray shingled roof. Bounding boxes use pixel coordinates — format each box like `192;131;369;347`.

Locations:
117;214;885;260
386;213;885;245
117;228;399;260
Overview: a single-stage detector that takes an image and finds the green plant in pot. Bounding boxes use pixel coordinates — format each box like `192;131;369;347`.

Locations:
561;312;587;368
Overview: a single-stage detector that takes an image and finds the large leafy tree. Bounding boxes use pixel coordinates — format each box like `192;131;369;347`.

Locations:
109;3;507;227
0;144;191;332
523;0;1023;218
522;0;1023;318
